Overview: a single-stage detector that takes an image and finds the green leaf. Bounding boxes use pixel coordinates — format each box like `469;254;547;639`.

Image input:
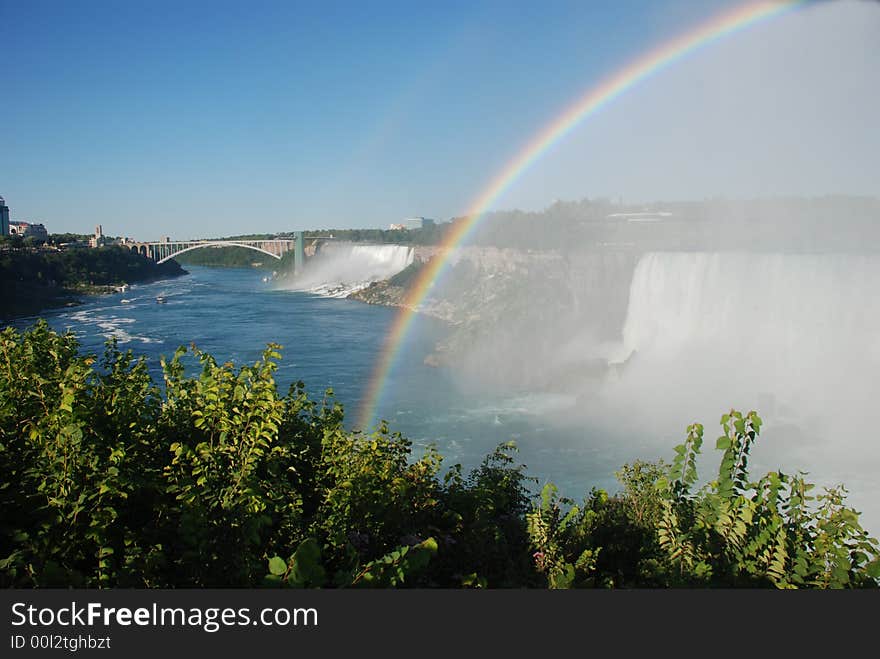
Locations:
290;539;326;587
268;556;287;576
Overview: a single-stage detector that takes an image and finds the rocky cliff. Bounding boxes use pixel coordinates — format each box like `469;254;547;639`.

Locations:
348;246;640;387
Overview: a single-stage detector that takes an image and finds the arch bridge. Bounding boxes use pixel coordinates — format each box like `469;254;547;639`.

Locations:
129;232;308;271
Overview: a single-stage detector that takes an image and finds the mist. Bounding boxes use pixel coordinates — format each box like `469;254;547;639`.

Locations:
425;205;880;532
498;0;880;211
415;1;880;530
276;242;414;297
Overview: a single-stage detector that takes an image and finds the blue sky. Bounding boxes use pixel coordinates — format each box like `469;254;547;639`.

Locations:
1;0;877;239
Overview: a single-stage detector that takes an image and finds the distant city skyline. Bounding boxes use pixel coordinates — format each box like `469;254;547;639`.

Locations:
1;0;878;240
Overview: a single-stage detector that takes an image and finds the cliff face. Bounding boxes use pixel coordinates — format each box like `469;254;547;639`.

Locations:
431;248;638;388
348;246;640;387
348;279;409;308
347;246;573;322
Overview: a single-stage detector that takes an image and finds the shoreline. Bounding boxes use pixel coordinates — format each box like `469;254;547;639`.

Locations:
1;272;189;325
2;247;189;324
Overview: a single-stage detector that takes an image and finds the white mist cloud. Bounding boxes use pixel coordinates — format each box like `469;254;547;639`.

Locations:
422;1;880;531
277;243;414;298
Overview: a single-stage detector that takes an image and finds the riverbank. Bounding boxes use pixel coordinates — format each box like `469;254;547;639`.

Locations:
0;247;187;322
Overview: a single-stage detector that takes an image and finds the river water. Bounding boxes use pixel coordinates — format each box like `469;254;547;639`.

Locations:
12;266;634;499
12;263;880;534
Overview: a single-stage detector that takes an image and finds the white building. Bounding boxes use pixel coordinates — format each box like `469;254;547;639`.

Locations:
8;220;48;240
390;217;436;230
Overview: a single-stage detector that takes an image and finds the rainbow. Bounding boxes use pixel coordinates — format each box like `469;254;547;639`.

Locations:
358;0;807;429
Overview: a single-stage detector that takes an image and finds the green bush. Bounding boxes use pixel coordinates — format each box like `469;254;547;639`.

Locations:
0;322;877;588
654;412;880;587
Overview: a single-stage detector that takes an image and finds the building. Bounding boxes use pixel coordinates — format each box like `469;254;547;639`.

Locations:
2;196;50;240
0;196;8;236
8;220;49;240
404;217;435;230
89;224;107;248
390;217;436;230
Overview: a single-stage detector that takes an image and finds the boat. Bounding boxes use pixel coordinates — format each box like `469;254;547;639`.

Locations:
120;299;132;304
156;296;167;304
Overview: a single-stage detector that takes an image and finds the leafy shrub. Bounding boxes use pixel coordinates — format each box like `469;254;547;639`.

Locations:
1;323;877;588
524;412;879;589
0;322;532;587
655;411;880;587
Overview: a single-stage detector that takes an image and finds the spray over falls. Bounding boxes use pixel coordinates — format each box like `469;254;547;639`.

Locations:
407;235;880;532
277;243;414;298
619;251;880;368
606;251;880;435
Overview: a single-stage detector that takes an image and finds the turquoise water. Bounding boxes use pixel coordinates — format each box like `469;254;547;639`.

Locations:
12;266;637;499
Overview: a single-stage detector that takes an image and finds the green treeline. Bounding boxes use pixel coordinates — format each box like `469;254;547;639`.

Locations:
0;246;186;320
299;224;452;245
173;246;271;269
1;323;878;588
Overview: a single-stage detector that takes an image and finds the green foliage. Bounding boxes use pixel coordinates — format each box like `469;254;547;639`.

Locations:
436;443;537;587
0;323;161;586
289;224;453;246
265;536;438;588
0;246;186;320
173;246;271;269
158;344;298;585
527;483;590;588
655;410;880;588
349;537;438;587
521;411;880;589
525;476;666;589
47;233;93;246
266;538;326;587
0;323;533;588
0;325;877;588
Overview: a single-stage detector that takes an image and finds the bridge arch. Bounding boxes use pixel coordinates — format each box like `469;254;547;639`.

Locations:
154;241;287;264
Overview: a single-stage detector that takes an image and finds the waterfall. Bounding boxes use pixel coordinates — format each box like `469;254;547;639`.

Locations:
619;252;880;370
594;252;880;529
280;243;414;298
609;252;880;488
